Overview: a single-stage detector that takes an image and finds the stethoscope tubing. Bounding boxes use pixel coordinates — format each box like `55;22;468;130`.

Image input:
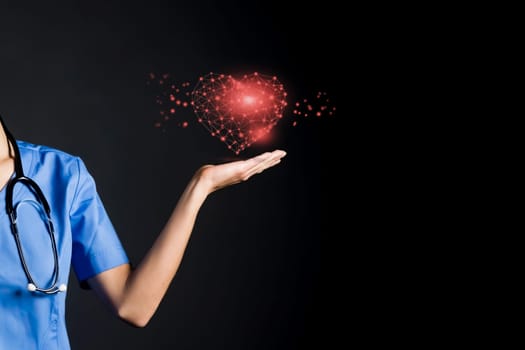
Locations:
0;115;66;294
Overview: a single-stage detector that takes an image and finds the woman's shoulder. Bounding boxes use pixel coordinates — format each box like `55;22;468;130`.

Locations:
17;140;82;167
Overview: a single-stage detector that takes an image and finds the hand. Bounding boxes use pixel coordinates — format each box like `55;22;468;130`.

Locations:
196;149;287;194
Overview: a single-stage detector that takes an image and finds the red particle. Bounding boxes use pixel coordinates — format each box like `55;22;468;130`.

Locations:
220;136;226;141
159;80;164;85
307;105;313;111
154;122;161;128
295;102;300;107
170;108;175;114
169;94;175;101
292;121;297;127
149;73;156;80
316;111;321;117
176;100;181;105
162;73;169;79
182;121;188;128
293;110;297;114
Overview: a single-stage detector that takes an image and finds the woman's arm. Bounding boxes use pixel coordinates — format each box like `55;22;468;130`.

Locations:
87;150;286;327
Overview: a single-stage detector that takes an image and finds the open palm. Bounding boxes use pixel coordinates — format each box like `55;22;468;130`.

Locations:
198;150;286;193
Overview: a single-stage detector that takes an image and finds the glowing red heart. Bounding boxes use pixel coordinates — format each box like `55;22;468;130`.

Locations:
191;72;288;154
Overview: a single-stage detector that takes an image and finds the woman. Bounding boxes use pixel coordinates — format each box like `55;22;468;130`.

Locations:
0;114;286;349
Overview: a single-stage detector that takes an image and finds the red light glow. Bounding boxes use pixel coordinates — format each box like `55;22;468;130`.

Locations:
192;72;287;154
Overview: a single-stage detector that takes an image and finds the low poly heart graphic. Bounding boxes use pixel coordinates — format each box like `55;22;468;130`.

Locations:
191;72;288;154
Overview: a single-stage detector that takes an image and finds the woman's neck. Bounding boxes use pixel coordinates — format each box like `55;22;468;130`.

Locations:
0;122;12;161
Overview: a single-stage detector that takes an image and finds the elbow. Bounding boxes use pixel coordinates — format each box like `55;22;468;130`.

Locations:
117;305;153;328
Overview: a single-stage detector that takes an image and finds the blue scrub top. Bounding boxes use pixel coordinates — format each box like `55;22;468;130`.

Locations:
0;141;129;349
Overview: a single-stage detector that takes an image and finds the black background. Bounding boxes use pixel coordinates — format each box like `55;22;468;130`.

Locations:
0;1;343;349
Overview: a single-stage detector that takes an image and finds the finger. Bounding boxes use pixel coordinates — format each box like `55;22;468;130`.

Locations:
243;159;281;181
245;150;286;169
246;151;283;174
243;152;285;180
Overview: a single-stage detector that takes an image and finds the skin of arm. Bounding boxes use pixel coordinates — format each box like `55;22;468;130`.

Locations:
87;150;286;327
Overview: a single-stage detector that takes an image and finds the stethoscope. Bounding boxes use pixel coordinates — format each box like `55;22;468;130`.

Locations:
0;115;66;294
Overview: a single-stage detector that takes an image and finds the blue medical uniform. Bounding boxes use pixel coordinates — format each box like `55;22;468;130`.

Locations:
0;141;129;349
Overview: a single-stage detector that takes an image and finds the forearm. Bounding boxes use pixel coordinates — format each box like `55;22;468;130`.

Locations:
118;174;209;326
89;150;285;327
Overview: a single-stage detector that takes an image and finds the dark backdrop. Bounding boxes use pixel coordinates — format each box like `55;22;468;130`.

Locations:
0;1;343;349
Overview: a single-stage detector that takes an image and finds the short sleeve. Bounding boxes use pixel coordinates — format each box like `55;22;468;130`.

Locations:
70;158;129;287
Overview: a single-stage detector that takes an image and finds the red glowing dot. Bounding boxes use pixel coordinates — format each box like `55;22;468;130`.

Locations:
316;112;321;117
170;108;175;114
176;100;181;105
154;122;161;128
307;105;313;111
169;94;175;101
292;121;297;127
220;136;226;141
182;121;188;128
295;102;300;107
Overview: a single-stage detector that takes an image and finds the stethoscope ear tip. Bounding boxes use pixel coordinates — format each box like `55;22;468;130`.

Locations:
27;283;37;292
58;284;67;292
